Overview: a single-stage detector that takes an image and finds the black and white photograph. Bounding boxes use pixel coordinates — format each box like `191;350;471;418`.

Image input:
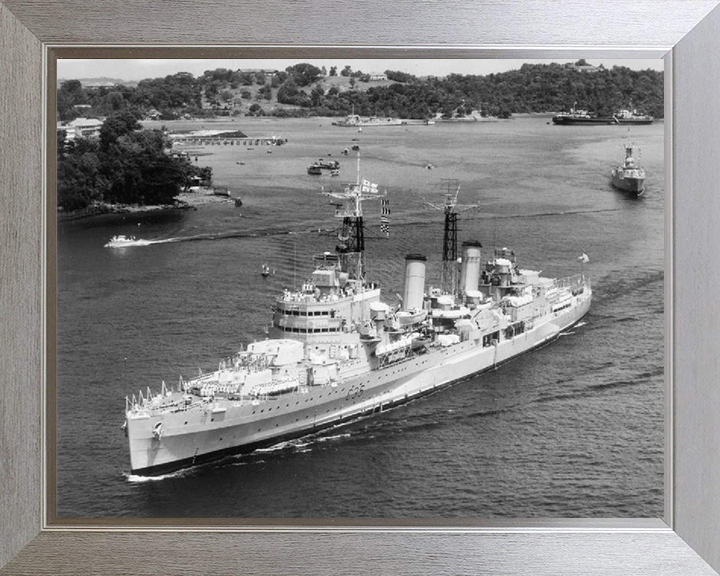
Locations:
55;57;664;519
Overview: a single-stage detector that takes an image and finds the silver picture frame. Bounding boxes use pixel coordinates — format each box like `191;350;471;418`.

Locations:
2;1;720;574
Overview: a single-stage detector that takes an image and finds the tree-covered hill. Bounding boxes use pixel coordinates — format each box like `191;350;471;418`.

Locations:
57;110;210;211
57;61;663;123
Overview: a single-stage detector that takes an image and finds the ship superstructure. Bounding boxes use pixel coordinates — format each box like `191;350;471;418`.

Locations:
124;169;592;476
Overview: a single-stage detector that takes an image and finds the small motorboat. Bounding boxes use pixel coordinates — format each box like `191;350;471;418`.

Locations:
104;235;152;248
261;264;271;277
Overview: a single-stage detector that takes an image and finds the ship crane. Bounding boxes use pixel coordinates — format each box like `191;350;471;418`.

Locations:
424;179;478;296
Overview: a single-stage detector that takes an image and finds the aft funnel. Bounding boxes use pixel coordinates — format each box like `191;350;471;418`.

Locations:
459;241;482;295
403;254;427;311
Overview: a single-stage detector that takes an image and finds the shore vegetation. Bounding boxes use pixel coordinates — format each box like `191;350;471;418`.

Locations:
57;109;211;212
57;60;663;123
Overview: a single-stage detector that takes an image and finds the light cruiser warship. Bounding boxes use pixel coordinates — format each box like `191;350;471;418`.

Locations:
124;175;592;476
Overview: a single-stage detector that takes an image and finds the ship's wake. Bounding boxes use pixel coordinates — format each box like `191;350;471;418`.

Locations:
106;206;624;250
122;469;194;482
105;227;320;249
253;431;354;455
121;431;356;480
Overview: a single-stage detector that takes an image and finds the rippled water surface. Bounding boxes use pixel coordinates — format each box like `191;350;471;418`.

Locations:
57;116;664;518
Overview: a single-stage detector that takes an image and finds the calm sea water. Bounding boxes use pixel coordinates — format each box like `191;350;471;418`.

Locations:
56;115;664;518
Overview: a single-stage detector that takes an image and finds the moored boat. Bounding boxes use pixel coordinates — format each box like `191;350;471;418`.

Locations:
316;158;340;170
553;104;654;126
332;114;406;127
552;105;612;125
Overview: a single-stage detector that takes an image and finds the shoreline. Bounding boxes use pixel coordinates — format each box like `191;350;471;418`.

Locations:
58;188;237;222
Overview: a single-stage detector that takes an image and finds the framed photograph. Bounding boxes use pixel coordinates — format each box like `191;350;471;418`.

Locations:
51;54;667;524
2;1;720;575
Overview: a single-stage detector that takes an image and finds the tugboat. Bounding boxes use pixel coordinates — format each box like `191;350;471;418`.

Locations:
123;167;592;476
611;144;646;195
552;104;611;125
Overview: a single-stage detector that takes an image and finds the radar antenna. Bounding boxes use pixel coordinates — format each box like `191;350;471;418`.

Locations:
425;179;477;295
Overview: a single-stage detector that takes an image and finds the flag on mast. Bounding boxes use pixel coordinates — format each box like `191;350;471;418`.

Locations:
578;253;590;263
361;178;379;194
380;197;390;236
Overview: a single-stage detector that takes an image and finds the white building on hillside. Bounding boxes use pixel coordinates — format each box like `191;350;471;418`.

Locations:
63;117;104;140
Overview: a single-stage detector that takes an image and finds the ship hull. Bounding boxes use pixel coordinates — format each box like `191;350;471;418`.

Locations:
127;293;591;476
552;116;613;125
552;117;653;126
615;119;654;125
612;174;645;195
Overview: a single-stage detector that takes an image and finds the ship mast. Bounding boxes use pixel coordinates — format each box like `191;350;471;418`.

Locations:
324;153;382;283
425;179;477;295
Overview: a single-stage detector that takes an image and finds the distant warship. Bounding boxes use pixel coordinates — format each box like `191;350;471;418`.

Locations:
611;144;646;195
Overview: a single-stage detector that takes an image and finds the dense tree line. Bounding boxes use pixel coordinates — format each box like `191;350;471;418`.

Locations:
57;74;204;121
57;110;210;211
57;61;663;124
288;62;663;120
